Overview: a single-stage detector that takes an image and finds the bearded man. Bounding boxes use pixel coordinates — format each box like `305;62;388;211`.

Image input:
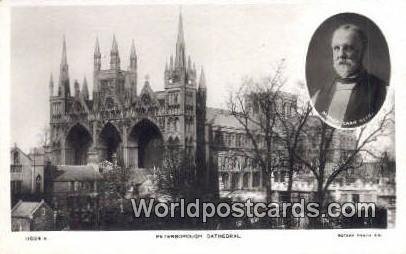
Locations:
311;24;387;128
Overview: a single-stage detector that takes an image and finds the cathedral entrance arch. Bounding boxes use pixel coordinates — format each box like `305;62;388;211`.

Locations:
98;122;122;163
128;119;163;169
65;123;92;165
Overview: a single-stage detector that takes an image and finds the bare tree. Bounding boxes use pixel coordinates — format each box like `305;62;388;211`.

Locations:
275;97;312;201
227;61;287;201
294;106;394;214
37;125;51;147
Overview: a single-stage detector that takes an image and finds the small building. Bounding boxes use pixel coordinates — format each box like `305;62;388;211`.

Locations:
11;200;54;231
10;145;45;205
52;164;103;229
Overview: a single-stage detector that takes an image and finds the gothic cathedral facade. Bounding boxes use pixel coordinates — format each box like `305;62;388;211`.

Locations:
48;14;208;175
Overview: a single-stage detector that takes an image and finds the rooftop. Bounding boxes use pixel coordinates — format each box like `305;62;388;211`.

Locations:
11;200;46;219
207;107;242;129
54;164;103;182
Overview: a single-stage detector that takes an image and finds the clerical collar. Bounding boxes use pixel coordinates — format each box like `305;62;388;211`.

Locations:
335;69;366;84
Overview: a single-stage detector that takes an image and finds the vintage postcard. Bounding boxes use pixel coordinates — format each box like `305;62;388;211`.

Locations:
0;1;405;254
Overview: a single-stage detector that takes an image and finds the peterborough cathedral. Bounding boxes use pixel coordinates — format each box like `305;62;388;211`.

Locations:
48;13;216;192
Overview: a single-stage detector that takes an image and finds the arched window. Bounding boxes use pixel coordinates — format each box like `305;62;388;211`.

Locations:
35;175;42;193
174;118;178;131
253;172;261;187
243;172;250;189
105;97;114;109
236;134;241;147
221;173;229;189
231;173;240;190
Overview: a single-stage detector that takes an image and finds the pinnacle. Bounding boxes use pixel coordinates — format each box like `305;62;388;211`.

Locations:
175;11;186;69
130;39;136;58
82;76;89;98
61;35;68;66
170;55;174;68
111;34;119;54
94;37;101;56
199;67;206;89
177;11;184;45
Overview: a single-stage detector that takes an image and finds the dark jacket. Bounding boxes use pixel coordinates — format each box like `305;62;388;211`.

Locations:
312;71;387;128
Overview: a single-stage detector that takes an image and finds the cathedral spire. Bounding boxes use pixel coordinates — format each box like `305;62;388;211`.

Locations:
188;55;192;70
82;76;89;100
61;35;68;66
199;67;206;89
94;37;101;57
49;73;54;97
58;35;70;97
177;11;185;46
110;34;120;70
175;11;186;69
94;37;101;71
74;79;80;98
130;39;136;58
170;55;174;70
129;39;137;71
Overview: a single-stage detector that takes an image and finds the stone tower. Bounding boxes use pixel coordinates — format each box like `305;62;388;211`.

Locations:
164;12;198;156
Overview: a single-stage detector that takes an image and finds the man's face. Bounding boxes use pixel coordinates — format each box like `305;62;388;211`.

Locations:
331;28;364;78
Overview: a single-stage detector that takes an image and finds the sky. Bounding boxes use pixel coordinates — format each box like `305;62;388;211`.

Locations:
10;3;402;153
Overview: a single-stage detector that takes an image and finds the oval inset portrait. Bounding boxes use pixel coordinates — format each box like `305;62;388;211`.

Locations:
306;13;390;128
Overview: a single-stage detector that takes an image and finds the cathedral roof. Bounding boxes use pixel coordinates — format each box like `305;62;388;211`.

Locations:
54;165;102;182
206;107;243;130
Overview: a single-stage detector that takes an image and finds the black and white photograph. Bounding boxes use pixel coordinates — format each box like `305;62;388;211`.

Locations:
306;12;390;128
0;1;405;254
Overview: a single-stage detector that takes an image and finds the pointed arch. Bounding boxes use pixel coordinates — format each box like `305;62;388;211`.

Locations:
98;122;122;163
127;118;163;168
66;122;92;136
243;172;250;189
221;172;230;190
168;136;174;144
35;174;42;193
65;123;93;165
231;172;240;190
